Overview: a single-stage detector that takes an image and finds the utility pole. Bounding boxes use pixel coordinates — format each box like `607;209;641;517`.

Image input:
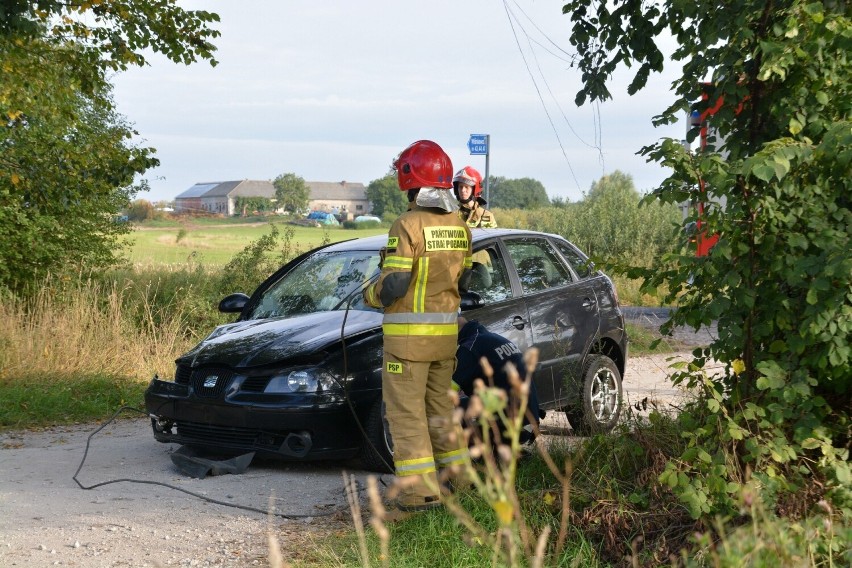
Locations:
484;134;491;205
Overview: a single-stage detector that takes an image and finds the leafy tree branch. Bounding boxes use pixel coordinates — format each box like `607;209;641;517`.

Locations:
563;0;851;520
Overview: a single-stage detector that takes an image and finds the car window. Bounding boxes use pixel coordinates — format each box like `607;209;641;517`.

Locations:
247;251;380;319
504;238;574;294
554;240;593;279
467;246;512;303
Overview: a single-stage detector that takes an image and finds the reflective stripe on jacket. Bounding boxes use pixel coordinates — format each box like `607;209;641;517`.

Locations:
365;205;472;361
460;203;497;228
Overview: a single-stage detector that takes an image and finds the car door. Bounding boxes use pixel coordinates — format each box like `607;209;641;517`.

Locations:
502;236;601;410
462;240;534;359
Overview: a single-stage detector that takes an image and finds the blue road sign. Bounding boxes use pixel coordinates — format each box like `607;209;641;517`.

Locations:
468;133;488;155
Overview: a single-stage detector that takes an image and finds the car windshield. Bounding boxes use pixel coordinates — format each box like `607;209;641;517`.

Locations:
246;250;381;319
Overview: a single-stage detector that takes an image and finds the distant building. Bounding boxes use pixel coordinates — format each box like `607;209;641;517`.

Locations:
306;181;370;219
174;179;371;217
174;180;274;215
174;181;219;214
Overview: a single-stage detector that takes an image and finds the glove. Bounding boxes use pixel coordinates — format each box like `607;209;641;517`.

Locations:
378;246;387;269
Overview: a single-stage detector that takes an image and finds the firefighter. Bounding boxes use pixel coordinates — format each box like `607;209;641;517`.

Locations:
363;140;473;512
453;317;541;447
453;166;497;228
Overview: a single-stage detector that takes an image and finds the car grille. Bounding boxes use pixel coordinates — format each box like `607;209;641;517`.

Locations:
175;364;192;385
189;368;234;398
177;422;259;446
240;376;271;392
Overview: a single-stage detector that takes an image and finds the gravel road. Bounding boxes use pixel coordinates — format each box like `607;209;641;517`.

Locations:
0;414;364;567
0;315;714;567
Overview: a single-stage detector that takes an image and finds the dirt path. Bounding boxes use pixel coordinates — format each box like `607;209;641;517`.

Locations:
0;346;712;567
0;415;360;567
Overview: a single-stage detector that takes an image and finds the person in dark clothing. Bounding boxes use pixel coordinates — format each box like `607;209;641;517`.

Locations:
453;317;542;445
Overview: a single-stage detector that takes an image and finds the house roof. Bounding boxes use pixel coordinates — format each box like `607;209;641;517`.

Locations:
200;181;245;197
204;183;275;199
175;182;221;199
229;180;276;197
307;181;367;201
175;180;276;199
175;180;368;201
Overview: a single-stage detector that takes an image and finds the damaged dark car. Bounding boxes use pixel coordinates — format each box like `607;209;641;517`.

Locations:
145;229;629;472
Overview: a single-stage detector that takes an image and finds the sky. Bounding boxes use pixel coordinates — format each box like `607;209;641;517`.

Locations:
111;0;687;205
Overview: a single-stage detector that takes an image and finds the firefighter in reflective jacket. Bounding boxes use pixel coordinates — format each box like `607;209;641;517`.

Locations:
453;166;497;228
364;140;473;512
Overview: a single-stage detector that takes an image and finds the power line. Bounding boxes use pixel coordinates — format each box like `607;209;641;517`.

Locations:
509;0;576;61
502;0;582;192
506;0;604;164
521;12;604;157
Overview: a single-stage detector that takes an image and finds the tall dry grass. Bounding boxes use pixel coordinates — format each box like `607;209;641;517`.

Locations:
0;277;193;383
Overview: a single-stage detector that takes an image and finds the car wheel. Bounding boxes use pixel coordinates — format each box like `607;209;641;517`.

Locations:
359;399;394;473
565;355;622;435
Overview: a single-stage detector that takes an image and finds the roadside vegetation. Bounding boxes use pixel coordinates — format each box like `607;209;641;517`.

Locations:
2;0;847;565
124;217;386;266
3;201;843;564
284;364;848;567
0;189;675;430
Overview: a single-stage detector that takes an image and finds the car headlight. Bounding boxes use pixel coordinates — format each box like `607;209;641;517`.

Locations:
264;368;341;393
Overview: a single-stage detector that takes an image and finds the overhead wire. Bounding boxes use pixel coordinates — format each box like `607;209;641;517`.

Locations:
509;0;577;60
522;33;576;65
502;0;607;191
501;0;581;192
522;16;604;157
508;0;604;157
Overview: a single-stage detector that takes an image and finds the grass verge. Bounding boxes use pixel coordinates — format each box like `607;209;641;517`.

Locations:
296;415;849;567
125;221;386;266
0;374;148;430
625;321;693;356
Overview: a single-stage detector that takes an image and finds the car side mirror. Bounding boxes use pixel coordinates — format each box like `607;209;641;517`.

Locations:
459;290;484;311
219;293;250;313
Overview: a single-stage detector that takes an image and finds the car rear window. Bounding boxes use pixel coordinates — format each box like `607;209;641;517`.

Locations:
504;238;574;294
554;240;593;279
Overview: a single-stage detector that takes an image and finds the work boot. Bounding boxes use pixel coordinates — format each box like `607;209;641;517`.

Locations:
382;508;413;523
393;493;442;512
439;468;474;495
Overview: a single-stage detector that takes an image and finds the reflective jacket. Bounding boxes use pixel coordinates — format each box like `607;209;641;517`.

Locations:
365;204;473;360
459;199;497;228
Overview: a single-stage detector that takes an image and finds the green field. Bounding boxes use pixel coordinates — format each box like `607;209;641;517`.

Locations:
123;218;388;266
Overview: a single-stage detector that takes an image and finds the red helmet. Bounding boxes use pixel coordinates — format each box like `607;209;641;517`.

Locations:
453;166;483;201
393;140;453;191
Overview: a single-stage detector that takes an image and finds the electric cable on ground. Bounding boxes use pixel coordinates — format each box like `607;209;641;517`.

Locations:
73;406;352;519
75;270;393;517
335;273;395;479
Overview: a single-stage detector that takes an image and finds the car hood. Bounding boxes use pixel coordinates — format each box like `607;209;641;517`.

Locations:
180;310;382;368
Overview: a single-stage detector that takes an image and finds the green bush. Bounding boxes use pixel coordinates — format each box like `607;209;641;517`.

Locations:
85;223;314;342
127;199;155;221
559;0;851;536
342;220;383;230
494;172;682;269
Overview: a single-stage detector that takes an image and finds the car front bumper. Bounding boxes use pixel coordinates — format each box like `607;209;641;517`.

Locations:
145;378;377;461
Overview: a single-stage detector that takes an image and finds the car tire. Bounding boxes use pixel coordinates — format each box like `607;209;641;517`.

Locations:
565;355;623;435
359;399;394;473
